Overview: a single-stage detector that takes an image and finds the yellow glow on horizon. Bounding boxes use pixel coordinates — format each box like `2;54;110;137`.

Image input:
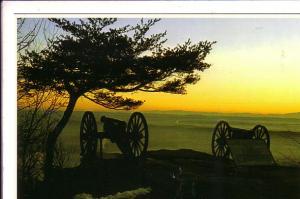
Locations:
74;40;300;114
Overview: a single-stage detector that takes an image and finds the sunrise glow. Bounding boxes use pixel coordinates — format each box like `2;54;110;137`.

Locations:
20;17;300;114
72;18;300;114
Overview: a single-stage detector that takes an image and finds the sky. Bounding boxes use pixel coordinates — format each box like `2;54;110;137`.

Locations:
21;18;300;114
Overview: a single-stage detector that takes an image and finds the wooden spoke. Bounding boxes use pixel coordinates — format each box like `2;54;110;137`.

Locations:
253;125;270;148
80;111;98;157
127;112;149;158
212;121;232;159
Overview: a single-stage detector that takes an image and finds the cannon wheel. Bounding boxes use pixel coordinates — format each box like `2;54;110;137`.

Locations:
253;125;270;148
80;111;98;157
212;121;232;159
127;112;149;158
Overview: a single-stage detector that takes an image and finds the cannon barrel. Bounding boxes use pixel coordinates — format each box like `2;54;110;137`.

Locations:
80;111;149;159
100;116;126;126
230;127;253;139
100;116;126;143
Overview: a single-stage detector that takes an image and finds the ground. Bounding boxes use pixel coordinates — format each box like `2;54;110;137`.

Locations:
61;111;300;168
37;149;300;199
32;111;300;198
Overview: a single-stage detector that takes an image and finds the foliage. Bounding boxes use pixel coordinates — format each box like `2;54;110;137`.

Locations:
53;138;71;168
17;90;66;198
17;18;216;175
17;18;43;52
17;18;69;198
17;18;61;53
18;18;215;110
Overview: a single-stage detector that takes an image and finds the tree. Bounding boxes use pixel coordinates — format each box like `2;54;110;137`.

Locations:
17;19;68;197
17;18;61;53
18;18;216;176
17;89;65;198
17;18;43;52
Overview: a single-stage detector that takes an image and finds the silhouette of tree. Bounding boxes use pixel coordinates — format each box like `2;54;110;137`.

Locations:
17;19;43;52
18;18;216;176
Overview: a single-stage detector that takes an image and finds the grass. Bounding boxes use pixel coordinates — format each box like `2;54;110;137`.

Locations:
60;111;300;167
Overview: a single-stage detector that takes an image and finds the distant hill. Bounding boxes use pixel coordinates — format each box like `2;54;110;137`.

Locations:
72;110;300;119
141;110;300;118
282;112;300;118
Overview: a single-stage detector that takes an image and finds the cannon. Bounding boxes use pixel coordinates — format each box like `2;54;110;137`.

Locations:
80;111;149;159
211;121;270;159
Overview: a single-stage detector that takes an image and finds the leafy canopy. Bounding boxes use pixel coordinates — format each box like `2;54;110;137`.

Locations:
19;18;216;110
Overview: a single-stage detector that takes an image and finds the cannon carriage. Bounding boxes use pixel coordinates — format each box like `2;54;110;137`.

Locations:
80;111;149;159
211;121;270;159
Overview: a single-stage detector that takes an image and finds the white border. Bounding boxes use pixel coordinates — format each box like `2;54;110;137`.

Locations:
2;2;18;199
3;1;300;14
2;1;300;199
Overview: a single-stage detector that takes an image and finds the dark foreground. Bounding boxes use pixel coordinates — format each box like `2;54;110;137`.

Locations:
36;149;300;199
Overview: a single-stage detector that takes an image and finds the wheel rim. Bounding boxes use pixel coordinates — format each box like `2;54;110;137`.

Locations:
253;125;270;148
80;111;98;157
127;112;148;158
212;121;231;159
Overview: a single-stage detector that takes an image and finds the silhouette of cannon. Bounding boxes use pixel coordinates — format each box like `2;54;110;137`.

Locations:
80;111;148;159
212;121;270;159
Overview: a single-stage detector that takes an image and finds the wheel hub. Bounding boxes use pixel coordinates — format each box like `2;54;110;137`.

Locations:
216;137;226;147
131;130;143;141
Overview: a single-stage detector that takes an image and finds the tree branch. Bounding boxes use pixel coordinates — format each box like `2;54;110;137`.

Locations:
83;91;143;110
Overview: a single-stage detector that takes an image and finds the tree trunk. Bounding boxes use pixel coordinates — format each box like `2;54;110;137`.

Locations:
44;95;78;180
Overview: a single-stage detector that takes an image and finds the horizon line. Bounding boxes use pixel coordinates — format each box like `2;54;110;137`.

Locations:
71;109;300;115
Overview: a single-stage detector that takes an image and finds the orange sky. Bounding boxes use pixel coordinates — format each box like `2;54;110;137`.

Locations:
21;18;300;114
72;18;300;114
75;45;300;114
